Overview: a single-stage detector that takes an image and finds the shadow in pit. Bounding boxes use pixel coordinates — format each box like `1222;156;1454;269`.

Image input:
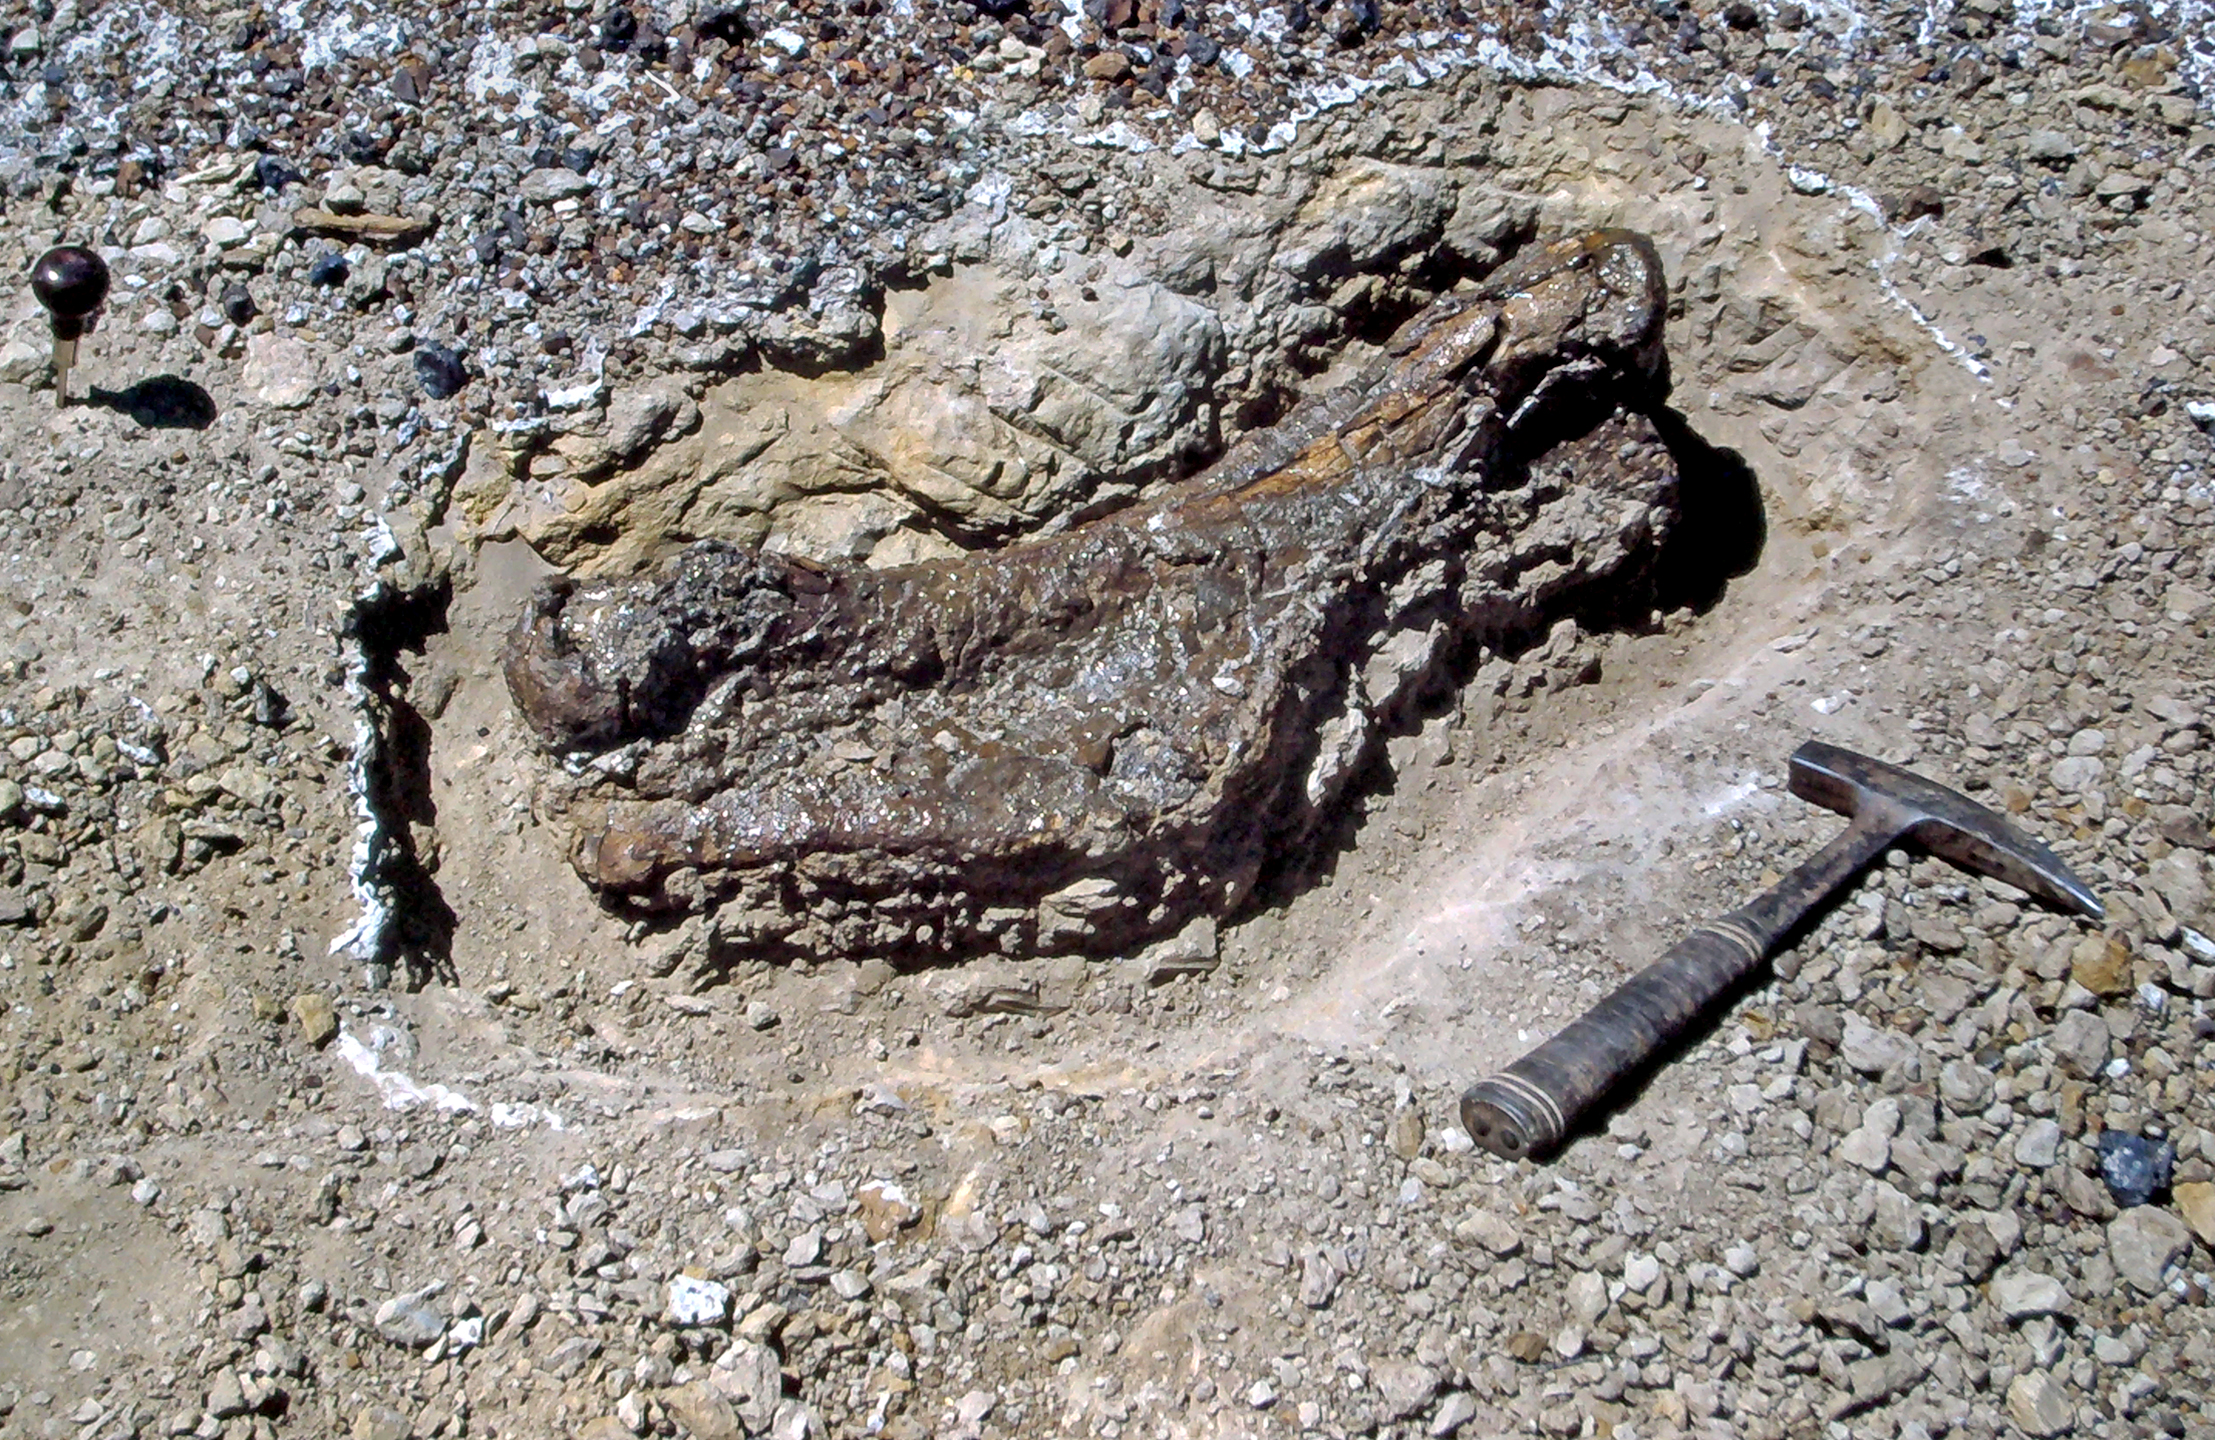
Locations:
86;375;218;430
346;574;459;988
1642;405;1766;617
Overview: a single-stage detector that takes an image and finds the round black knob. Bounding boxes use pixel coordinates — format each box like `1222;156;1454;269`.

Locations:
30;245;110;340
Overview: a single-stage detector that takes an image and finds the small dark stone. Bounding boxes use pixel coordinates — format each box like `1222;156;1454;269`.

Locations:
1775;0;1807;24
1333;0;1379;43
220;283;256;326
1724;0;1762;28
252;682;292;729
391;65;422;105
1186;34;1220;65
255;155;304;193
1287;2;1311;32
1753;63;1776;85
2097;1132;2175;1208
342;130;384;164
307;252;350;287
471;234;502;265
697;5;749;43
414;345;468;400
599;6;639;51
1886;185;1945;222
561;146;595;174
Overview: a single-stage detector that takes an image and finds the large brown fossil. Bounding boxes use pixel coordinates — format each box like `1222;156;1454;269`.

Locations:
504;230;1681;965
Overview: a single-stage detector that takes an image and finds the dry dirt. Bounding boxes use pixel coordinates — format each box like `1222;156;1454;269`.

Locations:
1;18;2213;1440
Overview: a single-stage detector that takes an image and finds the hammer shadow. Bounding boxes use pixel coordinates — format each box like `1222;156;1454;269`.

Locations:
85;375;218;430
1565;952;1793;1153
1560;887;1925;1158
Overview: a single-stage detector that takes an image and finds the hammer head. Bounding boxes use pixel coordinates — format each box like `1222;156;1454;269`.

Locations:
1790;739;2104;921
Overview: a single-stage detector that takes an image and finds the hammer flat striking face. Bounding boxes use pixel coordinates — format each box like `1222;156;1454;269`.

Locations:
1461;738;2103;1162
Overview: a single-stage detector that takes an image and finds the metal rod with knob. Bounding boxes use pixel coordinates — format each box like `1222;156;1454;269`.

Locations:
30;245;110;408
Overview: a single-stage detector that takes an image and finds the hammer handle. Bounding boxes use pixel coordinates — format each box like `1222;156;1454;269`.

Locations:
1461;820;1892;1160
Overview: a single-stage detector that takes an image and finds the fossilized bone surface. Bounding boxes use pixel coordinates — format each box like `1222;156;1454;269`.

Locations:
504;230;1682;965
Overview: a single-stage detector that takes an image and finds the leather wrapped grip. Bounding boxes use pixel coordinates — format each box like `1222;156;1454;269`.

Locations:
1459;922;1767;1160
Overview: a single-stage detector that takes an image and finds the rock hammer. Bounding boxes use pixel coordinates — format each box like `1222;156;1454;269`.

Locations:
1460;739;2104;1161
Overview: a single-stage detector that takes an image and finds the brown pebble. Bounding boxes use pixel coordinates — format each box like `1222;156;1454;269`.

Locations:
2070;933;2133;997
290;993;340;1047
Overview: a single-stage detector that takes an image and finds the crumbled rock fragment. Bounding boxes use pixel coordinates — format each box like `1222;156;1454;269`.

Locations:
2175;1181;2215;1245
352;1404;412;1440
288;994;338;1047
1298;1248;1341;1308
660;1382;741;1440
2048;1010;2110;1078
2015;1119;2063;1168
2005;1372;2075;1437
1371;1360;1440;1421
372;1294;446;1349
713;1339;784;1432
2107;1206;2192;1293
1990;1268;2071;1319
1839;1015;1918;1076
1451;1210;1520;1256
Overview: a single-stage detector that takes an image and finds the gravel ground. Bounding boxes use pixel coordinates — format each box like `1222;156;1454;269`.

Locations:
0;1;2212;1439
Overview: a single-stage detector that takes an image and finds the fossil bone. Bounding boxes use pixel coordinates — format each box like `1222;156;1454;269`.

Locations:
505;230;1681;966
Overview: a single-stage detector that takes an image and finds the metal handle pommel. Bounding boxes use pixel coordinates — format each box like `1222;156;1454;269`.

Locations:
1460;1071;1567;1160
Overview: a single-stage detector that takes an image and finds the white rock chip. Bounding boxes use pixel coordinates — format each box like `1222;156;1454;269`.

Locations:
665;1273;731;1326
1990;1268;2072;1319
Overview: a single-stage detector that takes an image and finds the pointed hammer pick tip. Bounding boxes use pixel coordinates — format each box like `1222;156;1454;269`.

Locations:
1789;736;2103;922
